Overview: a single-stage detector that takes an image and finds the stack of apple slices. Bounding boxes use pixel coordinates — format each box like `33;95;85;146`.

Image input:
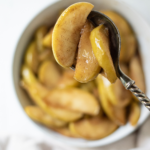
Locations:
52;2;117;83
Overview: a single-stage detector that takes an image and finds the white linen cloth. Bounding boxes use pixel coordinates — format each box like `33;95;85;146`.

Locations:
0;134;75;150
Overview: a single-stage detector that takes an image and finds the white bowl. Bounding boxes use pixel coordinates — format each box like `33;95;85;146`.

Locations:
12;0;150;148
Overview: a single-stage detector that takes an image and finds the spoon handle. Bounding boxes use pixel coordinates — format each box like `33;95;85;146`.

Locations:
123;80;150;111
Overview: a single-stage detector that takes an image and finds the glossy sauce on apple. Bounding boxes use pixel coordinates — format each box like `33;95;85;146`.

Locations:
74;20;101;83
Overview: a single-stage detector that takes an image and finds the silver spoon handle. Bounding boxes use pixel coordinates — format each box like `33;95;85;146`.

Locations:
124;80;150;111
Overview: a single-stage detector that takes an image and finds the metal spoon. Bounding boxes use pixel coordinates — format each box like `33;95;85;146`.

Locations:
72;10;150;111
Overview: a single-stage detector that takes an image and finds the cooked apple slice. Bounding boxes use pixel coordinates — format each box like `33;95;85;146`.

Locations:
80;81;96;93
52;2;94;68
54;126;80;138
90;25;117;83
57;69;79;89
69;123;81;137
92;87;99;100
25;106;66;127
38;60;61;89
44;88;100;115
20;79;50;109
97;75;126;125
24;41;39;73
129;101;141;126
21;65;49;98
21;80;83;122
38;48;55;62
74;20;101;83
129;55;146;93
120;33;136;63
105;64;132;107
35;26;48;52
42;27;53;48
47;106;83;122
100;11;132;36
106;79;132;108
100;11;136;63
69;116;118;140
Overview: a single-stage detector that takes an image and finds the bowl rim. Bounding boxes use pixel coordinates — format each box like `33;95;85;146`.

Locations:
12;0;150;148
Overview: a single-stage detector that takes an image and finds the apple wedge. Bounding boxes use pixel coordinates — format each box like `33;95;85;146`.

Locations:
21;80;83;122
80;81;96;93
69;123;81;137
54;126;80;138
101;11;136;63
52;2;94;68
69;116;118;140
44;88;100;115
42;27;53;48
90;24;117;83
48;106;83;122
106;79;132;108
129;101;140;126
97;75;126;125
120;33;136;63
35;26;48;52
105;64;132;107
25;106;66;127
74;20;101;83
21;64;49;98
129;55;146;93
38;60;61;89
38;48;55;62
100;11;132;36
24;41;39;74
57;69;79;89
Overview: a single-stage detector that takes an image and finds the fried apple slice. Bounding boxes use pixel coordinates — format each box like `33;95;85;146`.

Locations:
24;41;39;73
54;126;80;138
52;2;94;68
100;11;131;36
106;79;132;107
90;25;117;83
69;116;118;140
129;55;146;93
20;79;50;110
74;20;101;83
21;65;49;98
42;27;53;48
44;88;100;115
25;106;66;127
38;60;61;89
35;26;48;52
105;64;132;107
21;80;83;122
47;106;83;122
80;81;96;93
38;48;55;62
101;11;136;62
69;123;81;137
97;75;126;125
129;101;141;126
120;33;136;63
57;69;79;89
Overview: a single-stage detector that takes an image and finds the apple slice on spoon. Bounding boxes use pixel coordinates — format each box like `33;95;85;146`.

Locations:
52;2;94;68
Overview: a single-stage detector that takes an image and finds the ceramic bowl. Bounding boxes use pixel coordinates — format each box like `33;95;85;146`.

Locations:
12;0;150;147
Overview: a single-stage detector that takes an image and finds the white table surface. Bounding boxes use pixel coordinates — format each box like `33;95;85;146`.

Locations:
0;0;150;149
